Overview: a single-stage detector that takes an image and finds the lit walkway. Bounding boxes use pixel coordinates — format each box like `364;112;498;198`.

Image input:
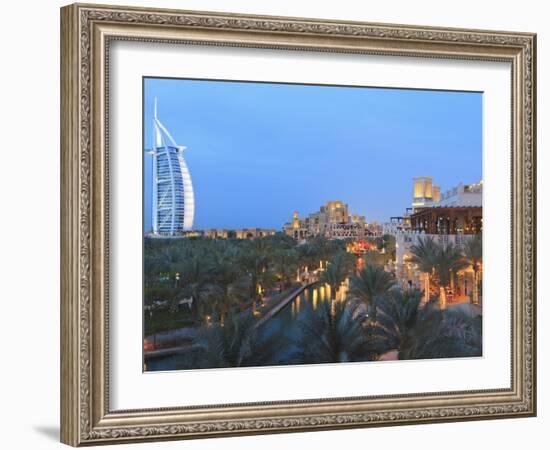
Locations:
255;282;316;328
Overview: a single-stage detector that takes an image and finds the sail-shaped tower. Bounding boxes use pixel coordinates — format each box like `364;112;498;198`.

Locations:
150;98;195;235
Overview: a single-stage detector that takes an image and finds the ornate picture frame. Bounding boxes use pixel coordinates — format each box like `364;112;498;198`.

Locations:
60;3;536;446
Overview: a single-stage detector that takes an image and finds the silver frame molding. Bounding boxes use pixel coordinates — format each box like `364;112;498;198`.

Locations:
60;3;536;446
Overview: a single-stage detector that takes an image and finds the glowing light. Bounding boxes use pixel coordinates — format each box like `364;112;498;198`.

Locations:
313;289;318;309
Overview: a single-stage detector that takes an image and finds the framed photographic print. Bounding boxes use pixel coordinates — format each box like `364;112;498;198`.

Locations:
60;3;537;446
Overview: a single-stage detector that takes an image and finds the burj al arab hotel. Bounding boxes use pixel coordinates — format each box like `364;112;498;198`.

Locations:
149;99;195;235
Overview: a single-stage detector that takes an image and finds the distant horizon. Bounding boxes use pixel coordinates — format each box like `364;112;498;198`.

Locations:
143;78;482;232
143;191;484;233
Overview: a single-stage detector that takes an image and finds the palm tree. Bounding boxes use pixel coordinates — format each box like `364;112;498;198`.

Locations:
310;235;332;262
433;242;469;308
292;298;372;364
179;254;217;321
436;308;482;356
211;247;245;326
349;264;395;321
272;248;299;289
409;235;439;302
264;232;296;251
400;307;482;359
250;237;273;267
410;237;468;308
319;251;354;317
365;288;426;357
192;313;291;368
295;242;318;275
239;247;274;312
462;233;482;304
363;249;389;267
365;289;482;360
434;242;468;285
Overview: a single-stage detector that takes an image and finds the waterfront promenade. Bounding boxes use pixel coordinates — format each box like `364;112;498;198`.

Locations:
144;280;315;360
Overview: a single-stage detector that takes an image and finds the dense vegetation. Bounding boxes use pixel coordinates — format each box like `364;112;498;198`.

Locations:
144;233;482;370
409;234;482;304
144;233;350;332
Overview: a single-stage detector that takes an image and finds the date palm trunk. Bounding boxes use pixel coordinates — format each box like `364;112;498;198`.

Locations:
472;268;479;305
439;286;447;310
423;272;430;304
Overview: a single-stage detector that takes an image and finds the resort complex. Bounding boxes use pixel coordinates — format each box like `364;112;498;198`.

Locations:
282;201;382;240
143;172;483;371
149;228;278;240
383;177;483;306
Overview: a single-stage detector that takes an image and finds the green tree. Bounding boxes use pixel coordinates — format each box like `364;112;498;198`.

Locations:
434;242;468;287
310;235;332;262
462;233;483;304
365;290;482;360
375;234;396;257
179;254;217;321
272;248;299;288
382;234;397;260
210;245;246;325
364;249;389;267
295;242;318;272
309;235;346;264
292;299;372;364
192;313;291;368
433;242;469;307
349;264;395;320
410;236;468;307
409;235;438;274
409;235;440;303
319;251;355;317
239;244;274;311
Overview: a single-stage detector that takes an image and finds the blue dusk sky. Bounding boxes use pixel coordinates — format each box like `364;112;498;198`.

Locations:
143;77;482;232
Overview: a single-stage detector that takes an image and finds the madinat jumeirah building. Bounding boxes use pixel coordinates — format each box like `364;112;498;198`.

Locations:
384;177;483;307
283;201;380;240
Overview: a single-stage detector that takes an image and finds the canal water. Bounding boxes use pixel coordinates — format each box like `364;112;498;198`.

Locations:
265;280;350;340
274;282;341;322
145;281;350;371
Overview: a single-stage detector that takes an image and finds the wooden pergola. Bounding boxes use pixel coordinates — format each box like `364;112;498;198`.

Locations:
409;206;482;234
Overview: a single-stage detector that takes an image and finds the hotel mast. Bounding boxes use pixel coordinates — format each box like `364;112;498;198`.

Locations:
150;98;195;235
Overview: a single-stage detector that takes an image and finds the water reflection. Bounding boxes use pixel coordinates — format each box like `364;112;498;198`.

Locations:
146;279;353;371
312;289;318;309
286;279;349;319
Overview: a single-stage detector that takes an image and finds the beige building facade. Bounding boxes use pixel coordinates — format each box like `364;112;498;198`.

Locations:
284;200;372;240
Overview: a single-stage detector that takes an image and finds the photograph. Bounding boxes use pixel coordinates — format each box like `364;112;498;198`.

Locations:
142;78;484;372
